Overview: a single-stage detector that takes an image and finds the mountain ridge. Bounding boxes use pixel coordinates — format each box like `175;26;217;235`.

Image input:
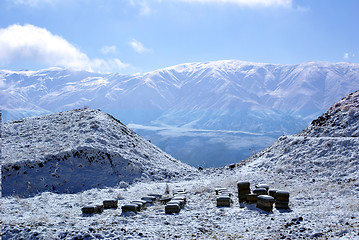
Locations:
2;60;359;113
2;60;359;166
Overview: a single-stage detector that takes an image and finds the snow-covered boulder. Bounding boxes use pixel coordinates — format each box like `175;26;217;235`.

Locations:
1;108;195;197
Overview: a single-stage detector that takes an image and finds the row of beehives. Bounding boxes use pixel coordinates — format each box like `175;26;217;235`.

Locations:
215;181;290;212
122;188;187;214
81;195;161;215
121;193;163;213
81;188;186;215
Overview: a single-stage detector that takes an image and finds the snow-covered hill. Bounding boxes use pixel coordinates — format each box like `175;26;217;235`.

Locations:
239;89;359;184
2;60;359;167
1;108;195;197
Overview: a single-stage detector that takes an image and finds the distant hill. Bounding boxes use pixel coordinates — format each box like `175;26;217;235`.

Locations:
1;108;195;197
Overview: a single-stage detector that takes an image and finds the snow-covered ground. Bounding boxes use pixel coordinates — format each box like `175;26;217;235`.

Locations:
1;170;358;239
1;91;359;239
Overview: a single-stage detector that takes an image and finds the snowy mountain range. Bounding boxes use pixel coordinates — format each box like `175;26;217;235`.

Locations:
2;60;359;166
1;88;358;239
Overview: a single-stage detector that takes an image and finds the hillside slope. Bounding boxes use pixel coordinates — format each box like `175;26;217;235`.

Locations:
241;89;359;181
1;108;195;197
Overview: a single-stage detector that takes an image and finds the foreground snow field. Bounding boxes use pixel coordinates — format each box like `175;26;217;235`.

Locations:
1;91;359;239
1;171;358;239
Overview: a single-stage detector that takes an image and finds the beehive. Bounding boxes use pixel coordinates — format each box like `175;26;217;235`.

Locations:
217;195;231;207
255;184;269;192
246;193;258;204
103;200;118;209
275;190;290;210
131;200;147;209
165;203;181;214
253;188;267;196
215;187;228;195
256;195;275;212
237;181;251;202
121;204;138;213
81;206;96;214
141;196;157;204
268;189;278;198
95;205;104;213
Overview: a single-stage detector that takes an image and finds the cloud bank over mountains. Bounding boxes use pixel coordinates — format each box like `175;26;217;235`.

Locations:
13;0;292;8
177;0;291;7
0;24;129;73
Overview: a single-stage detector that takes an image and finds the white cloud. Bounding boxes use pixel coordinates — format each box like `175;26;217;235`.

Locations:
176;0;292;7
343;52;355;60
90;58;130;73
139;1;152;15
10;0;57;7
0;24;130;73
129;38;151;53
129;0;152;15
101;45;117;55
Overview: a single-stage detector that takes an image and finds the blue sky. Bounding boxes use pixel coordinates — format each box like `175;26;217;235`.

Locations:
0;0;358;74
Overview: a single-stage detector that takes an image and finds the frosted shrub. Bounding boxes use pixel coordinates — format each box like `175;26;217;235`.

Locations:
341;105;350;111
348;107;356;116
119;181;129;189
192;184;212;194
116;192;124;200
347;197;359;212
275;166;285;174
164;183;170;195
18;197;32;212
221;176;237;188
